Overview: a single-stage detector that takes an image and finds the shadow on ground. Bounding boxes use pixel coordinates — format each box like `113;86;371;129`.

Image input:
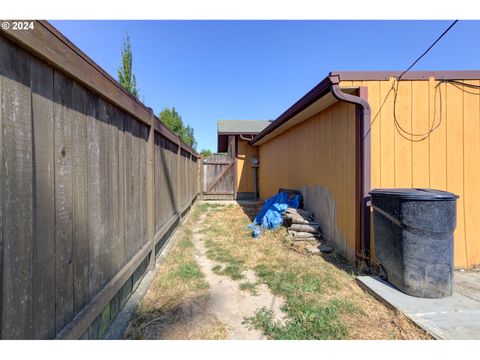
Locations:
238;202;261;222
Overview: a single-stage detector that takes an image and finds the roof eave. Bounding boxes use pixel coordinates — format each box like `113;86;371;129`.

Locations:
331;70;480;81
218;131;262;136
250;75;334;145
250;69;480;146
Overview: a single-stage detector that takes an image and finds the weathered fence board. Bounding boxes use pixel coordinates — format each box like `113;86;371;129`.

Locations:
72;81;89;316
98;98;110;289
117;110;126;272
31;56;56;339
124;115;134;261
87;91;102;301
0;40;3;340
131;119;140;256
0;28;200;339
54;70;75;334
140;124;148;251
155;134;178;232
109;105;119;276
1;37;34;339
202;153;235;200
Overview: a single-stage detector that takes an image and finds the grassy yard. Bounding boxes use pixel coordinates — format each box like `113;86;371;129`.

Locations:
126;202;430;340
199;203;430;340
125;203;227;340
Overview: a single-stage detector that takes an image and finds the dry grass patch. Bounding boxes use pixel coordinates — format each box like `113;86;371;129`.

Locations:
124;203;228;340
201;203;431;340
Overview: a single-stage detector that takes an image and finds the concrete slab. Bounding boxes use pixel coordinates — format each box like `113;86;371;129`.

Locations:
455;271;480;302
357;272;480;340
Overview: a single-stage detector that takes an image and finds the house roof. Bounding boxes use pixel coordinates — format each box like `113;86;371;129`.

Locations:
251;70;480;145
217;120;272;135
331;70;480;81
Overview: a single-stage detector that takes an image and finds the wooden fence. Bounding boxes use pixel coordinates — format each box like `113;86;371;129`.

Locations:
0;21;201;339
202;153;235;200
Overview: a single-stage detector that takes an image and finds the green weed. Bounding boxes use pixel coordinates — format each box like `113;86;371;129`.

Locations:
176;261;204;280
249;262;354;339
243;302;349;340
239;281;260;295
204;239;246;280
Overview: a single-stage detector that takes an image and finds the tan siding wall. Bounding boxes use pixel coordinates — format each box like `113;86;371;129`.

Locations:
236;138;258;193
341;79;480;269
258;101;357;262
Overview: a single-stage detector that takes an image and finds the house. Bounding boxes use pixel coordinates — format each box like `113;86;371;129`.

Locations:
212;120;271;200
247;71;480;269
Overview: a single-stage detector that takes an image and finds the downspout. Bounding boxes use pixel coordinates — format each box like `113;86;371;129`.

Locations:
239;133;258;199
239;134;255;141
329;75;372;266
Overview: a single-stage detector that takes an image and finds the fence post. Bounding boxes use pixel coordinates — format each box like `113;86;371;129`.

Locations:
199;155;204;200
147;110;155;270
176;138;181;219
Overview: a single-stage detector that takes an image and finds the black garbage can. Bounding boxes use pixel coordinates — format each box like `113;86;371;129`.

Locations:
370;188;458;298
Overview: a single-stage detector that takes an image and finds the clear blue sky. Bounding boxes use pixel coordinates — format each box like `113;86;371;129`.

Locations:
50;20;479;151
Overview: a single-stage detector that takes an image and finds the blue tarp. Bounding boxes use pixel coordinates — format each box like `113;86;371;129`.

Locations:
249;191;301;237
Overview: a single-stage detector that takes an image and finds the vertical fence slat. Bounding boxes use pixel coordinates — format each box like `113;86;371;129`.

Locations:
124;115;133;260
109;105;120;276
139;124;147;247
0;36;3;341
140;124;147;247
118;111;126;269
54;70;74;334
0;38;33;339
0;32;200;340
87;91;101;300
132;119;140;254
147;119;155;267
154;134;160;231
99;99;111;287
72;82;89;315
31;56;55;339
176;142;181;213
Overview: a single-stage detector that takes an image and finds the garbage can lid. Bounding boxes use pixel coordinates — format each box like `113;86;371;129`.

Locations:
369;188;459;201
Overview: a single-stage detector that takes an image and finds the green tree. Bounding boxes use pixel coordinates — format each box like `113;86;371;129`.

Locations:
118;33;139;98
159;107;197;149
184;125;197;149
200;149;212;158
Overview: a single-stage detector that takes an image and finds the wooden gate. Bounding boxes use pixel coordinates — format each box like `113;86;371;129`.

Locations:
202;153;235;200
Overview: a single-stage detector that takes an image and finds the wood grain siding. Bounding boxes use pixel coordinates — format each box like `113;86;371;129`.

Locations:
341;79;480;269
0;33;199;338
258;101;357;262
236;138;258;193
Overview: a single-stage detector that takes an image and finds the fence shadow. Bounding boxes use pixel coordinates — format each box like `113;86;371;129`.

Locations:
237;202;262;223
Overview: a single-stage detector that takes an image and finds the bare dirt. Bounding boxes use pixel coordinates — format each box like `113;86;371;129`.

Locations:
192;213;285;339
127;202;430;340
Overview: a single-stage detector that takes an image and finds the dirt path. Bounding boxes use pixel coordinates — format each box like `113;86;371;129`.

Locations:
192;213;285;340
127;202;429;339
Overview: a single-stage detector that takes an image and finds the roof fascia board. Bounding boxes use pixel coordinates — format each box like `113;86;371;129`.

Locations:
332;70;480;81
250;76;333;145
